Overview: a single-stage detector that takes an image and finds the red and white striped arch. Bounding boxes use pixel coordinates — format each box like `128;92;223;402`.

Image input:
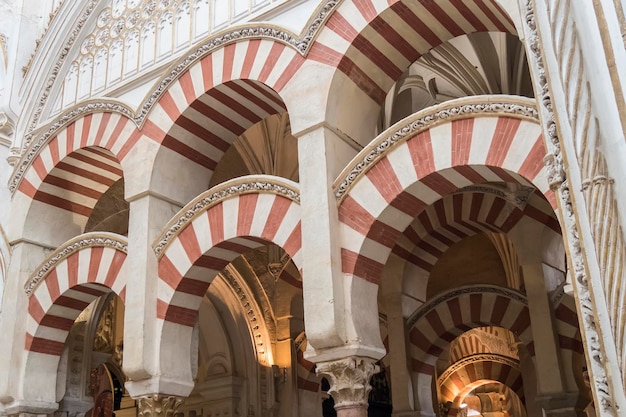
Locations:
15;112;145;221
25;234;128;356
393;191;560;275
407;286;531;415
146;39;303;175
156;182;302;327
446;383;523;417
438;357;523;405
311;0;516;102
407;286;532;376
338;113;551;285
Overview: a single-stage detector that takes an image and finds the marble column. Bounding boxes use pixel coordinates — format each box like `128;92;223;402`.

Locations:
316;357;379;417
136;395;183;417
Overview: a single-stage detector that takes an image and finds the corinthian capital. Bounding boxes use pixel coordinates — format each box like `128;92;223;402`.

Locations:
136;394;183;417
316;357;380;409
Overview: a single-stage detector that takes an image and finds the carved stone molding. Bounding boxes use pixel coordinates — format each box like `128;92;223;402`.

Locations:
24;232;128;296
136;394;183;417
519;0;617;413
221;265;271;366
333;96;539;202
316;357;380;409
153;176;300;257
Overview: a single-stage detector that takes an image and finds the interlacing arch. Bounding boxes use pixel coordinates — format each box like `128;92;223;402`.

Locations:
144;37;303;151
311;0;517;102
394;190;560;275
336;96;553;284
437;354;524;407
12;107;141;198
407;286;532;375
12;36;305;210
9;110;147;242
25;232;128;356
407;285;531;414
155;176;302;326
20;232;127;403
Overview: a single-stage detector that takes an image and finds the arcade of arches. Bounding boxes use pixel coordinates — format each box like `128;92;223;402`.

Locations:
1;1;625;417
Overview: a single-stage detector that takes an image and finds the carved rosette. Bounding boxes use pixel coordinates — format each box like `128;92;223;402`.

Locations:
316;357;380;410
136;394;183;417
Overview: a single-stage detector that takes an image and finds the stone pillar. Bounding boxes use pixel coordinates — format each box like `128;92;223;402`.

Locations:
316;357;380;417
296;123;384;361
521;263;566;394
380;254;417;417
123;193;192;396
136;395;183;417
296;123;352;351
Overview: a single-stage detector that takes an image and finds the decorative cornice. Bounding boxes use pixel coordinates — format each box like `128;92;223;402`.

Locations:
153;176;300;257
406;285;527;330
12;0;343;194
133;24;301;126
22;0;342;139
437;353;520;386
297;0;341;52
25;0;100;137
10;100;134;194
24;232;128;297
132;0;341;126
333;96;540;202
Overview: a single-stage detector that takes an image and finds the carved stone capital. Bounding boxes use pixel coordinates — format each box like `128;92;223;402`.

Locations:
316;357;380;410
136;395;183;417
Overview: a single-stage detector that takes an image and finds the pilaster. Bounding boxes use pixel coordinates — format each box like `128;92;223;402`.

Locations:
518;0;626;414
521;263;566;394
316;357;380;417
380;255;414;416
